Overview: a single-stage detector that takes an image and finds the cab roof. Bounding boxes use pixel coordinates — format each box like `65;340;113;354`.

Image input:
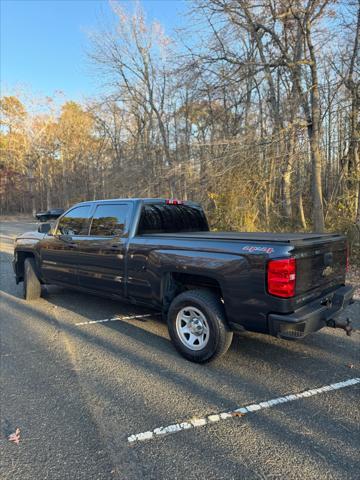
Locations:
75;198;165;205
74;198;200;207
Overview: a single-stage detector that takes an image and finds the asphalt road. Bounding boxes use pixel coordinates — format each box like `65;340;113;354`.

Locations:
1;219;359;480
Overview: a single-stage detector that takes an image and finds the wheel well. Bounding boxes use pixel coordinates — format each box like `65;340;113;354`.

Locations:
15;251;35;281
162;272;223;312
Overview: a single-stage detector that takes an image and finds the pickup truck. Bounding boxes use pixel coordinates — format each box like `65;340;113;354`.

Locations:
35;208;65;223
13;198;354;362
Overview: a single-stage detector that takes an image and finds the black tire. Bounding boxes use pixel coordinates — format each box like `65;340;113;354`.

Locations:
167;289;233;363
23;258;41;301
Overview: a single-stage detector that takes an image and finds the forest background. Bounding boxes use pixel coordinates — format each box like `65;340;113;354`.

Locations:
1;0;359;262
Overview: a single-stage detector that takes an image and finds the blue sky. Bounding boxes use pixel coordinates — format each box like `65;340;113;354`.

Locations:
1;0;188;101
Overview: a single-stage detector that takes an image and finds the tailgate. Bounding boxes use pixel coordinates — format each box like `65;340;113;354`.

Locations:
295;237;347;296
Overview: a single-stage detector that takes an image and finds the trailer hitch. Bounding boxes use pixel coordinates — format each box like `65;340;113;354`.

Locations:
326;317;353;336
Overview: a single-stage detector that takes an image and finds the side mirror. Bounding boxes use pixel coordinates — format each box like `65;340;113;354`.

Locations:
38;223;52;234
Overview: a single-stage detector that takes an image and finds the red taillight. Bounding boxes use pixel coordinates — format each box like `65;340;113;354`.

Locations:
166;198;184;205
267;258;296;298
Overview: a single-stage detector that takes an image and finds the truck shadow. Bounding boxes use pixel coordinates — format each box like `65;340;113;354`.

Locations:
5;283;360;393
39;282;360;376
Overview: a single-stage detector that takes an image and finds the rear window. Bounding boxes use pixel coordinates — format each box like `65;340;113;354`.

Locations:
137;204;209;234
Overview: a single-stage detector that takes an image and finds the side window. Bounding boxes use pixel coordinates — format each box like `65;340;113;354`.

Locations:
90;204;129;237
57;206;91;236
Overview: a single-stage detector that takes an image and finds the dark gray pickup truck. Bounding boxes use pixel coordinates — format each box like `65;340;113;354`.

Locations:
13;198;354;362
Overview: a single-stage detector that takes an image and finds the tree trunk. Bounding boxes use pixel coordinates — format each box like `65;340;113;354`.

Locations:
298;191;307;230
283;130;295;220
310;137;325;231
305;20;325;232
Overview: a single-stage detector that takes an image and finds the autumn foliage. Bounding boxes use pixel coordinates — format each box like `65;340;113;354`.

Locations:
0;1;359;258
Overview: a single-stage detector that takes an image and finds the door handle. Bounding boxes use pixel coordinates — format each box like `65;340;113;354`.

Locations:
111;244;121;249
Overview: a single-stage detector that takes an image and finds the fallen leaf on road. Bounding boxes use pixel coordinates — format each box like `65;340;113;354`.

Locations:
8;428;21;445
231;412;245;417
347;363;354;368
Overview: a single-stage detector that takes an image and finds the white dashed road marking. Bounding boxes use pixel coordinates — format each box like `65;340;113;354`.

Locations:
75;313;156;326
127;377;360;444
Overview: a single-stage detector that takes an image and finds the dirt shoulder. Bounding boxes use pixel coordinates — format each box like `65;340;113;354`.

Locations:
0;214;35;222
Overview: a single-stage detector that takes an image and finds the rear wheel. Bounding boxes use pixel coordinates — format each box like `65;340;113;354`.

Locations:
167;289;233;363
23;258;41;300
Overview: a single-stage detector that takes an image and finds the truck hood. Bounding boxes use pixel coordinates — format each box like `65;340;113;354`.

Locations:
15;231;46;242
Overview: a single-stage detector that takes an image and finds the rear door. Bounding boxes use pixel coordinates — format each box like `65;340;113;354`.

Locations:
39;205;92;285
75;202;131;296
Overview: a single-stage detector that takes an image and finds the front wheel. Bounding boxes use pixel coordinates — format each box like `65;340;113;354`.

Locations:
167;289;233;363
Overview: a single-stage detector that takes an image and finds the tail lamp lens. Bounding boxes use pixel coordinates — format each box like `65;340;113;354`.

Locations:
267;258;296;298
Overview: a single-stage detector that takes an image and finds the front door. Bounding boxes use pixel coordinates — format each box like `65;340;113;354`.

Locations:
75;203;131;296
39;204;92;285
